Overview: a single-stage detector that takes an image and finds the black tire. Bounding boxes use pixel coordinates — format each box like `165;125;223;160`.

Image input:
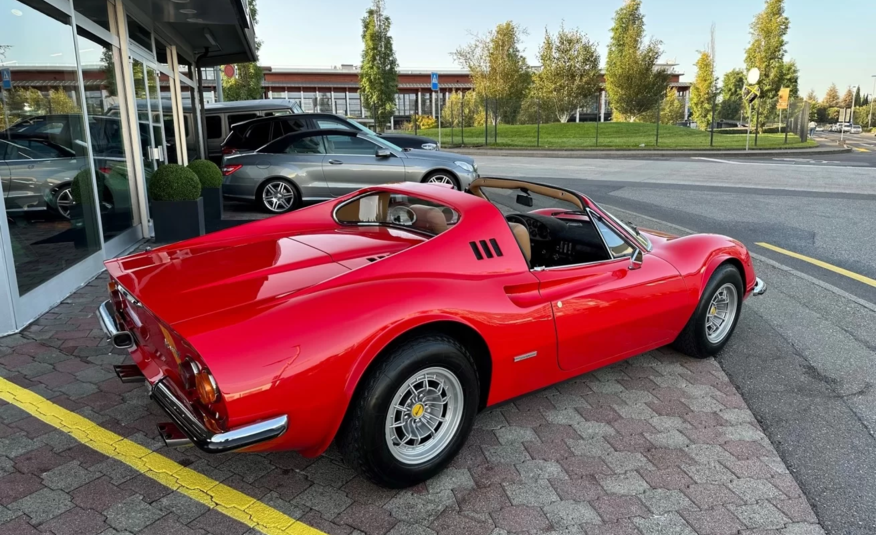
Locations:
53;185;75;219
421;171;460;190
338;334;479;488
672;264;744;359
256;178;300;214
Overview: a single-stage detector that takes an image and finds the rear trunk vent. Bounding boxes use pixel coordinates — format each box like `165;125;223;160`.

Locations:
366;255;388;263
470;239;503;260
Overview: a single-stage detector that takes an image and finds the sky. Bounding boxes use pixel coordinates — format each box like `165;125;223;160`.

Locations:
256;0;876;99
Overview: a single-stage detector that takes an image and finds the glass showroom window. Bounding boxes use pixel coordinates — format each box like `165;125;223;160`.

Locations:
76;24;137;245
0;0;103;296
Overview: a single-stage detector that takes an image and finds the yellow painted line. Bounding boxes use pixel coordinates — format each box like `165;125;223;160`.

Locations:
853;147;870;152
0;377;324;535
757;242;876;288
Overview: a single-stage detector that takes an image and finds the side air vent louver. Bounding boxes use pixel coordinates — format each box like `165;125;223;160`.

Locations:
366;255;388;263
470;239;503;260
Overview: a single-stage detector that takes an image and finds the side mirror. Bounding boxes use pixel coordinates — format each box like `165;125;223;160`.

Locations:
375;148;392;158
628;248;644;270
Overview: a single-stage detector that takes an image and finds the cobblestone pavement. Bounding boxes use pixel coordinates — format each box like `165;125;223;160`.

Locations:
0;271;824;535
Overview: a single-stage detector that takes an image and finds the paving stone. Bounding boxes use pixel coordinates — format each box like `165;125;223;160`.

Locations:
57;382;98;399
470;464;521;488
646;430;693;449
515;459;568;481
685;445;736;464
494;426;539;445
253;469;313;502
546;393;590;410
426;468;475;492
633;511;697;535
455;485;510;512
491;505;551;531
503;479;560;506
481;444;531;465
572;422;617;440
613;403;658;420
550;476;606;502
153;491;211;524
0;434;40;458
0;472;44;505
385;522;436;535
591;495;649;522
13;446;68;475
606;433;654;453
336;503;398;535
679;506;748;535
36;430;79;453
770;498;818;523
501;409;547;428
725;501;791;531
8;488;74;525
189;507;250;535
640;468;696;491
682;462;736;485
779;523;825;535
138;514;202;535
543;500;602;528
524;440;573;461
558;456;612;478
87;458;140;485
611;418;658;436
42;461;100;492
429;508;493;535
641;489;697;514
723;459;777;480
219;454;276;484
722;424;764;442
603;452;655;473
120;474;173;503
0;404;29;424
646;448;698;470
293;484;353;520
40;507;109;535
728;478;785;503
596;471;650;496
473;411;507;430
681;397;726;413
103;495;166;532
584;518;641;535
545;408;587;426
0;516;40;535
384;491;450;525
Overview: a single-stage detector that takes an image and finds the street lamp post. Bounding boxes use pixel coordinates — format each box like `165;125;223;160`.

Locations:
870;75;875;129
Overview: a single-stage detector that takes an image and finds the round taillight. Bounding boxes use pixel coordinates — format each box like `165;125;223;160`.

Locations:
195;370;219;405
180;358;201;390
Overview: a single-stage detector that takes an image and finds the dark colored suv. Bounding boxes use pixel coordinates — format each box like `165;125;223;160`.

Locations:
220;113;439;156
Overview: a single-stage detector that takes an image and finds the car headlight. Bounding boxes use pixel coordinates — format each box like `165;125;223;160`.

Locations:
455;161;474;172
421;143;437;150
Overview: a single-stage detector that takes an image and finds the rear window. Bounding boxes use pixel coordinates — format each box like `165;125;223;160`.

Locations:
206;116;223;139
245;122;272;148
335;192;459;236
228;113;258;126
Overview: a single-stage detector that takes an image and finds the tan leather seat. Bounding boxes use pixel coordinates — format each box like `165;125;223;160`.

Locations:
508;222;531;263
410;205;448;234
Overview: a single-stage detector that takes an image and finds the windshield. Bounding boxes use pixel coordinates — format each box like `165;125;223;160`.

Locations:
347;119;376;135
595;204;652;251
367;134;403;152
478;186;580;217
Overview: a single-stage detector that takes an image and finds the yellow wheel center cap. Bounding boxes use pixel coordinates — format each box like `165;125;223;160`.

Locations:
710;306;717;315
411;403;425;419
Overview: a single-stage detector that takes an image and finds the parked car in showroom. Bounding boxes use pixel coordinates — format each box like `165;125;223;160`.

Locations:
221;128;477;213
220;112;439;156
99;177;765;488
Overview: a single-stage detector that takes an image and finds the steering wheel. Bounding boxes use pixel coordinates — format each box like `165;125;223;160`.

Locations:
389;205;417;226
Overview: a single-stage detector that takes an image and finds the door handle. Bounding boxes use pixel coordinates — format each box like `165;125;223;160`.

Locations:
328;159;343;165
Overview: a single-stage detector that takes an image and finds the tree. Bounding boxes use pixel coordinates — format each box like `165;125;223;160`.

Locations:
531;24;601;123
744;0;789;129
689;26;716;130
804;89;818;103
453;22;531;125
854;85;862;106
643;89;684;124
359;0;398;132
604;0;670;121
222;0;264;101
718;68;745;121
48;89;79;114
822;84;839;107
780;60;799;99
440;91;484;127
840;86;854;108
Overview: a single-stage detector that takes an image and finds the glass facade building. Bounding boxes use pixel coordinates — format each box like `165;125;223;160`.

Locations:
0;0;256;334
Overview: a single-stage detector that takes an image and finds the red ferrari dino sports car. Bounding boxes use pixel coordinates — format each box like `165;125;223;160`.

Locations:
99;177;765;487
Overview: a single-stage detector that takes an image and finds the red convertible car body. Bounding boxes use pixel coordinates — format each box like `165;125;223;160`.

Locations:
100;177;763;486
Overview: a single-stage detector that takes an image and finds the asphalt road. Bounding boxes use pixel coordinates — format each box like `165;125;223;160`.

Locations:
477;156;876;534
694;132;876;167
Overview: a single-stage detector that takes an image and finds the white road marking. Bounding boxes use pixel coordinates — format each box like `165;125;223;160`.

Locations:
689;157;874;171
690;157;742;164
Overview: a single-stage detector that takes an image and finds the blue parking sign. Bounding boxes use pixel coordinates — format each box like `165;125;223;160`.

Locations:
1;68;11;90
431;72;438;91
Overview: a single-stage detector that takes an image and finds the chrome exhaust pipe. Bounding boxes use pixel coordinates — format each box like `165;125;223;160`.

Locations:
157;422;192;448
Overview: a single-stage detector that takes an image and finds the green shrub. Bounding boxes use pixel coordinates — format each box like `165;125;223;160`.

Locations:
70;168;106;204
187;159;223;189
148;164;201;202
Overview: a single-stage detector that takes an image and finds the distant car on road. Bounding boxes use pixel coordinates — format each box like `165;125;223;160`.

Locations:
850;125;862;134
221;113;439;157
221;128;478;213
815;125;824;132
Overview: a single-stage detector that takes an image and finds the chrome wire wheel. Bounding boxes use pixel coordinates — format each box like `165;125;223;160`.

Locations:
425;174;457;189
385;367;464;465
261;181;296;213
56;187;75;219
705;283;738;343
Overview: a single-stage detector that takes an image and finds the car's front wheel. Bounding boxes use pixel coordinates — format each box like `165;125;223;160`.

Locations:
422;172;459;190
672;264;743;359
54;185;75;219
256;178;299;214
338;334;479;488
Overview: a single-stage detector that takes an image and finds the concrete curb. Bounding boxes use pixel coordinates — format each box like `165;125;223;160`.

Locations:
449;145;853;159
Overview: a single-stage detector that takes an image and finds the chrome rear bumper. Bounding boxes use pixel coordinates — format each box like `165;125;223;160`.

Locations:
150;378;288;453
752;277;767;296
97;300;135;349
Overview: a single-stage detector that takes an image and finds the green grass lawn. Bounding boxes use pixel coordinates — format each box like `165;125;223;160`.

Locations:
397;122;816;150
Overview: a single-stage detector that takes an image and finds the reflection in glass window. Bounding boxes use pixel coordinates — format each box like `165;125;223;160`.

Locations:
77;24;137;243
1;1;102;295
594;219;634;258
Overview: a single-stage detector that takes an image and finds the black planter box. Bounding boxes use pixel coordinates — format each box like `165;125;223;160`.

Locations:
202;187;223;222
152;197;205;243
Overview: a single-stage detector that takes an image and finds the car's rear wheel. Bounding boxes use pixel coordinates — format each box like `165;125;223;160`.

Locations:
338;334;479;488
55;185;75;219
256;178;299;214
672;264;743;359
422;172;459;190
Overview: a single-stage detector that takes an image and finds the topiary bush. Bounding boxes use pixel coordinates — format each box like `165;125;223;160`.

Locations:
187;159;223;189
70;168;106;204
148;164;201;202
